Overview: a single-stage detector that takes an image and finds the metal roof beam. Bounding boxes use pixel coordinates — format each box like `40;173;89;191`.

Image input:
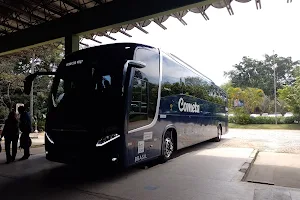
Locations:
152;19;167;30
30;0;63;17
255;0;261;9
133;23;148;34
0;21;19;31
200;10;209;20
0;13;32;28
0;0;213;55
90;36;102;43
80;41;88;47
171;14;187;25
0;2;46;22
119;29;132;37
60;0;83;11
224;0;234;15
102;33;116;40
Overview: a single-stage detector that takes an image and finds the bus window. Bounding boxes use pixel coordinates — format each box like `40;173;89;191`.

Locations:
128;48;159;131
131;76;148;114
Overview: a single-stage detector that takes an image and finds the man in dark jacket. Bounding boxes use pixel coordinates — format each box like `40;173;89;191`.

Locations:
18;106;32;160
0;110;19;163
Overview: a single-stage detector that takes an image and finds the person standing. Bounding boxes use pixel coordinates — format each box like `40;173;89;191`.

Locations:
18;106;32;160
0;110;19;164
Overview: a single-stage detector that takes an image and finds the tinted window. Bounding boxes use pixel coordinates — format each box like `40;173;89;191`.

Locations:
49;48;131;131
128;48;159;131
161;54;226;106
161;55;211;101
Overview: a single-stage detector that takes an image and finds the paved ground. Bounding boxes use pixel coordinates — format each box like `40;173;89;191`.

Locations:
246;152;300;188
221;129;300;190
0;129;299;200
221;129;300;154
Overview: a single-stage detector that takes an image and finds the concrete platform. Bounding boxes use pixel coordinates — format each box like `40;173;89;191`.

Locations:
0;139;299;200
246;152;300;189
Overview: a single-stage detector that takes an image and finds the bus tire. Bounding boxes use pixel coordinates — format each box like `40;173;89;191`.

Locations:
214;126;222;142
160;131;174;163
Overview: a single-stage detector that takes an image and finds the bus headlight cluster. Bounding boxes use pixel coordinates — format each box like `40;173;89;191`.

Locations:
96;133;120;147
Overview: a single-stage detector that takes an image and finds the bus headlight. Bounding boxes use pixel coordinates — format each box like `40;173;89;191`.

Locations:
96;133;120;147
45;132;54;144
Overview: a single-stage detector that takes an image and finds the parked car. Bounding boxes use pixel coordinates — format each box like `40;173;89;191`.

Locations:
284;112;293;117
268;113;283;117
250;114;260;118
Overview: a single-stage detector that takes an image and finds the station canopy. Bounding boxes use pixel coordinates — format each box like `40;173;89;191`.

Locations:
0;0;293;59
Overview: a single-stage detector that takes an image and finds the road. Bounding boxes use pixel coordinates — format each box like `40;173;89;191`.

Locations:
0;129;300;200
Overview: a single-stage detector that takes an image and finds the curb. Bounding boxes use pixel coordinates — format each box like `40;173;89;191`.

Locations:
242;149;259;182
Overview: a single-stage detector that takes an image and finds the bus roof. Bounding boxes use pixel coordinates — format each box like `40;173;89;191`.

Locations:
63;42;226;95
66;42;156;57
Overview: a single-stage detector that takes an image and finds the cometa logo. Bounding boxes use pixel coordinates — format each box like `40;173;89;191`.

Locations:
178;97;200;113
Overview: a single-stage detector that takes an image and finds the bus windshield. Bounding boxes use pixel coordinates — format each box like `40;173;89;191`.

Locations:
48;56;127;132
51;67;122;108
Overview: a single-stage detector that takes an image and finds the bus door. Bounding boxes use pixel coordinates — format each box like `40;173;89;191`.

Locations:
127;75;155;164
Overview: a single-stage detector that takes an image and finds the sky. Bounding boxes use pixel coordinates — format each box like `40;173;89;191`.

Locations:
83;0;300;86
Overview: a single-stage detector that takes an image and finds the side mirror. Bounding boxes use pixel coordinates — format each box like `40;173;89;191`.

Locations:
24;74;37;95
127;60;146;69
23;72;56;95
122;60;146;89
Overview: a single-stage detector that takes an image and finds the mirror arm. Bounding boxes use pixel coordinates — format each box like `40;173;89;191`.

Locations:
24;71;56;95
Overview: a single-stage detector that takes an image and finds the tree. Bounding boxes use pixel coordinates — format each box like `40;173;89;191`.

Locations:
225;55;299;97
0;44;63;123
261;96;271;114
292;65;300;78
241;88;265;113
225;87;243;109
268;99;289;116
220;81;232;92
223;86;264;113
278;77;300;117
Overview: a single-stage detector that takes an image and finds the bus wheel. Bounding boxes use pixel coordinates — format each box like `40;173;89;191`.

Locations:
215;126;222;142
161;131;174;162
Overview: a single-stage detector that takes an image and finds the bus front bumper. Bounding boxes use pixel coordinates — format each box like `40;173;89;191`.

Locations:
45;135;123;165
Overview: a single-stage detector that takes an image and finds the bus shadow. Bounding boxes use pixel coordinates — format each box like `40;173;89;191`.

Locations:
139;138;225;169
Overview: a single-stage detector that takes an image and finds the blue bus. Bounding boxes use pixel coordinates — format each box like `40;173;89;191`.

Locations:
24;43;228;167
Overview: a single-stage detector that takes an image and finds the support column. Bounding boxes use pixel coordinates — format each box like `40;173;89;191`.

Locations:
65;35;80;55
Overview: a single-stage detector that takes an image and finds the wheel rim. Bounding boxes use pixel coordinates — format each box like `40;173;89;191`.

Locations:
164;138;174;158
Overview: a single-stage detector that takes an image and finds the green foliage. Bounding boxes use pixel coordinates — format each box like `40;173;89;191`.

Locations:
241;87;264;113
292;66;300;78
278;77;300;116
223;85;264;113
0;106;9;120
220;81;232;92
229;115;296;125
231;107;251;125
250;116;296;124
224;55;299;97
0;45;63;121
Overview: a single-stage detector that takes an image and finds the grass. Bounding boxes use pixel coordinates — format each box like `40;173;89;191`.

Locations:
229;123;300;130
